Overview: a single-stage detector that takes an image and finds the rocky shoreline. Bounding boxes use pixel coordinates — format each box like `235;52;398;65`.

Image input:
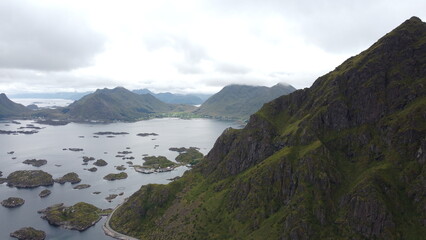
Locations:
1;197;25;208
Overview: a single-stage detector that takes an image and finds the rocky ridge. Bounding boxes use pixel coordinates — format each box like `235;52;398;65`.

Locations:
109;17;426;240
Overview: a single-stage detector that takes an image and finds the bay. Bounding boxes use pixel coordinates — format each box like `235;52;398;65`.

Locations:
0;118;238;240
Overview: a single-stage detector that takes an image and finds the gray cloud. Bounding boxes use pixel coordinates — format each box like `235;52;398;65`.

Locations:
0;69;119;93
144;34;209;63
203;76;276;88
206;0;426;53
175;62;204;74
0;0;105;71
215;62;251;74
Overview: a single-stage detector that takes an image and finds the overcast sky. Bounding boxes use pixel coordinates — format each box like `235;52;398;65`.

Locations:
0;0;425;94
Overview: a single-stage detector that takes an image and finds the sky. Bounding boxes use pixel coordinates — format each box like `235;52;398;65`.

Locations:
0;0;425;95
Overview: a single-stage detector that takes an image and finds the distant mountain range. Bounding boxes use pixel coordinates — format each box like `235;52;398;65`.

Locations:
195;83;296;120
132;89;208;105
9;89;212;105
0;93;30;118
2;83;297;122
63;87;196;121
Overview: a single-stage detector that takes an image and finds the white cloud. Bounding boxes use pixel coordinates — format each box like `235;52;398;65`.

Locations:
1;0;425;94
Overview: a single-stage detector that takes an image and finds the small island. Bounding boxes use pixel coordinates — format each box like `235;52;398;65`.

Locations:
175;147;204;166
10;227;46;240
39;189;51;198
7;170;54;188
1;197;25;208
93;131;129;135
22;159;48;167
105;194;118;202
87;167;97;172
73;184;91;190
93;159;108;167
68;148;83;152
103;172;128;181
116;165;126;171
54;172;81;184
82;156;95;162
137;132;158;137
38;202;105;231
143;156;176;168
134;155;177;174
36;119;69;126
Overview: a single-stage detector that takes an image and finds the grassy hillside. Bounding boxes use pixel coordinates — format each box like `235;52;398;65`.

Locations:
65;87;195;121
194;83;296;121
110;17;426;240
0;93;30;118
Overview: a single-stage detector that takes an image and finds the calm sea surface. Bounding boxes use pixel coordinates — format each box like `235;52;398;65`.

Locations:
0;118;238;240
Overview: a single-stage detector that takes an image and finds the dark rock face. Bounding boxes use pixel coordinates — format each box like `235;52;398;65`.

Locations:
6;170;54;188
109;17;426;240
10;227;46;240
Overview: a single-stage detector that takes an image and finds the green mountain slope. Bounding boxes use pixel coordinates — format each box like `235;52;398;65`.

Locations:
65;87;195;121
133;89;205;105
0;93;30;118
110;17;426;239
194;83;296;120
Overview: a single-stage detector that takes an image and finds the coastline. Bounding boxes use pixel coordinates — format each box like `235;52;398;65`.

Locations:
103;199;139;240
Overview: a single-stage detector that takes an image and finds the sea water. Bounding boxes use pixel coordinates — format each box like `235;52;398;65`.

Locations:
0;118;238;240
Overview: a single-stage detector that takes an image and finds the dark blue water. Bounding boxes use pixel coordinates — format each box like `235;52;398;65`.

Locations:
0;118;238;239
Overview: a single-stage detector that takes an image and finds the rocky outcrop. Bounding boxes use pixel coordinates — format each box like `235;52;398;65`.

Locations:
1;197;25;208
38;202;103;231
93;159;108;167
54;172;81;184
10;227;46;240
6;170;54;188
22;159;47;167
39;189;51;198
103;173;128;181
73;184;91;190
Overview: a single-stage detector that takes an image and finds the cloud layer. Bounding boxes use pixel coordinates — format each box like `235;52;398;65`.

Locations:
0;0;105;71
0;0;425;94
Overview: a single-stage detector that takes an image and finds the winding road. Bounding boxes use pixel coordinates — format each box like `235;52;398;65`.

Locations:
103;201;139;240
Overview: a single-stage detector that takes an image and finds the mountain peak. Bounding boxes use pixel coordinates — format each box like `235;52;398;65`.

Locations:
408;16;422;23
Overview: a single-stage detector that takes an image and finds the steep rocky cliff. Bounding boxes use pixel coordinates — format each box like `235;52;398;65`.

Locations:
110;17;426;239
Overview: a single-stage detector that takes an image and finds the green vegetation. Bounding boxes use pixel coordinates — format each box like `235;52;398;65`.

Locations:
0;93;30;119
10;227;46;240
1;197;25;208
195;83;296;121
6;170;54;188
109;17;426;239
54;172;81;184
103;172;128;181
39;202;104;231
143;156;176;168
65;87;196;121
175;147;204;165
